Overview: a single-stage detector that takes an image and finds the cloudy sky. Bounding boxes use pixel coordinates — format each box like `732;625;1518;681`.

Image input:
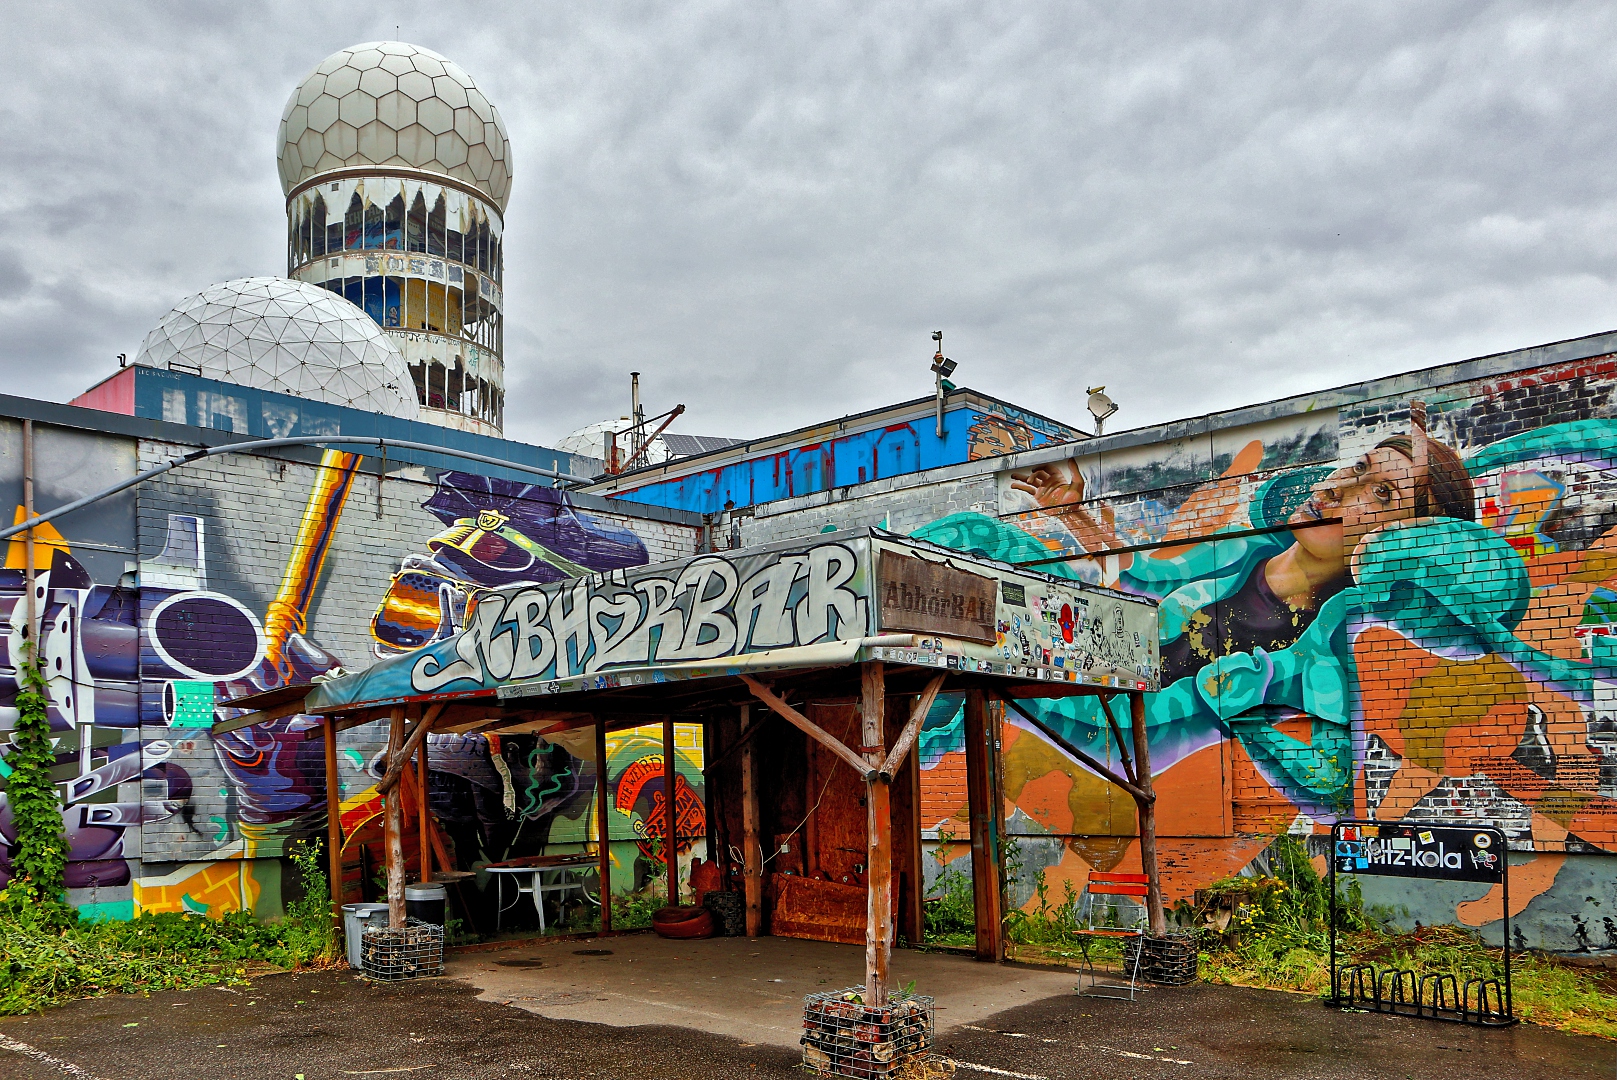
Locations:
5;2;1617;448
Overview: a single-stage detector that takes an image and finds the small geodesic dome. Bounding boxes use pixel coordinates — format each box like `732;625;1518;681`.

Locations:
134;277;421;419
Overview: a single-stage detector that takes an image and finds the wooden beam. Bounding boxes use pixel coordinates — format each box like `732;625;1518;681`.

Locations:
963;690;1003;962
377;703;445;795
399;763;453;881
701;711;769;776
417;736;432;884
879;672;945;779
740;675;873;780
1131;693;1167;936
997;695;1152;804
663;716;678;907
384;706;407;928
1098;693;1137;787
595;715;613;934
862;662;892;1006
323;716;344;929
212;696;307;735
740;703;763;938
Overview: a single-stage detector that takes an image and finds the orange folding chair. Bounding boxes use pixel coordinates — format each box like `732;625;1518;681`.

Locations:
1072;872;1149;1000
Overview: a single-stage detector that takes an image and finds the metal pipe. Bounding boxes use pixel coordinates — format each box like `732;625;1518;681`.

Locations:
0;434;595;542
21;419;36;639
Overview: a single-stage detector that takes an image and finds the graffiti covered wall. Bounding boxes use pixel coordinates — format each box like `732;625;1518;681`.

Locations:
740;337;1617;954
0;404;704;921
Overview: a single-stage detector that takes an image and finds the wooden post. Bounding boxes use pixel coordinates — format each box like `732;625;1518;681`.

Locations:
384;706;407;927
803;726;820;879
662;716;678;907
595;715;612;934
862;662;892;1006
740;703;763;937
1130;693;1166;936
417;738;432;884
963;690;1003;961
890;698;925;947
323;716;344;926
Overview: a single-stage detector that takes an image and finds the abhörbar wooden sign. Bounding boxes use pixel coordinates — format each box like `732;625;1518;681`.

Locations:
877;551;997;643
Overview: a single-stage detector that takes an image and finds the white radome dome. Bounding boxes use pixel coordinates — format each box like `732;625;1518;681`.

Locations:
557;419;673;468
277;41;512;211
135;278;421;419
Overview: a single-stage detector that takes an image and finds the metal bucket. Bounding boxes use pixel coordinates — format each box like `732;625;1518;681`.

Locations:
405;882;448;927
342;903;390;969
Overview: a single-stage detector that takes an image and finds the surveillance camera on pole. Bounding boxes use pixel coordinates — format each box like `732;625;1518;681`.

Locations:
931;332;958;439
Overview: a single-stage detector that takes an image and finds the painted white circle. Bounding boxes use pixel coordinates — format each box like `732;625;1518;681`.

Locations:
146;590;266;682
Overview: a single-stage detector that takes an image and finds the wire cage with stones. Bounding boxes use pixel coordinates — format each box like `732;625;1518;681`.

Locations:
361;918;445;981
801;987;935;1077
702;891;746;936
1124;931;1200;986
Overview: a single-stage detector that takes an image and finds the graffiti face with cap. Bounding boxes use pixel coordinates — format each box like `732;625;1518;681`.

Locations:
1289;446;1420;567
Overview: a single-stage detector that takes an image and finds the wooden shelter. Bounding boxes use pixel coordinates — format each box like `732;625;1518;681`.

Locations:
222;529;1162;1002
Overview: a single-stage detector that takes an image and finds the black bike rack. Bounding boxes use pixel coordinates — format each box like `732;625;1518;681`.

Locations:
1326;820;1514;1027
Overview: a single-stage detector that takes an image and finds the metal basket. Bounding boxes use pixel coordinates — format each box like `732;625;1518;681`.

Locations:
801;987;935;1077
361;917;445;981
1125;931;1200;986
702;890;746;936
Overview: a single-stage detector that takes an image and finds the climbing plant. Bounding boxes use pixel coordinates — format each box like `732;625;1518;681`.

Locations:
2;645;68;919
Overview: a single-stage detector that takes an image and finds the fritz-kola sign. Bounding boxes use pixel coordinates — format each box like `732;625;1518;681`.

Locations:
1333;822;1505;885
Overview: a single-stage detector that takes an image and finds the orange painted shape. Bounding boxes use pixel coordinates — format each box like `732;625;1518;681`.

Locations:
1457;854;1565;926
1152;742;1231;837
1015;769;1075;835
4;507;70;569
1272;716;1313;747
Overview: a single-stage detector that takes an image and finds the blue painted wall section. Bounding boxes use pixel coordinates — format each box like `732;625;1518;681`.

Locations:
610;401;1079;515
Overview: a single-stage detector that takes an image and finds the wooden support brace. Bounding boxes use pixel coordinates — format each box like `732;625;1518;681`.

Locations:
213;696;308;735
740;675;873;780
997;694;1153;804
400;764;453;878
377;703;445;795
417;737;432;883
879;673;945;779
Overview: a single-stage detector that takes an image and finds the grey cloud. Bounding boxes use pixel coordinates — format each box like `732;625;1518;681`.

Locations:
4;2;1617;447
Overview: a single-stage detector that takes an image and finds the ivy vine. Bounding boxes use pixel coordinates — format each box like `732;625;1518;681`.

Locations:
3;642;68;917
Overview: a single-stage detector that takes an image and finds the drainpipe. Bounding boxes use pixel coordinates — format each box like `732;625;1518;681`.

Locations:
21;419;36;639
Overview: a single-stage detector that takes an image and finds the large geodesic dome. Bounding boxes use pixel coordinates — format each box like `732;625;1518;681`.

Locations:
277;41;512;211
135;278;421;419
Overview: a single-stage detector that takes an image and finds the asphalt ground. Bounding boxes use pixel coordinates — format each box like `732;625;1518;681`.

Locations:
0;967;1611;1080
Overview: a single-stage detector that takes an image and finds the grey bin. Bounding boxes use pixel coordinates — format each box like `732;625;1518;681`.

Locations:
405;882;448;927
342;903;391;970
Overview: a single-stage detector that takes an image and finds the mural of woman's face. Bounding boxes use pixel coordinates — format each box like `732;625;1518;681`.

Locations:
1288;446;1419;566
